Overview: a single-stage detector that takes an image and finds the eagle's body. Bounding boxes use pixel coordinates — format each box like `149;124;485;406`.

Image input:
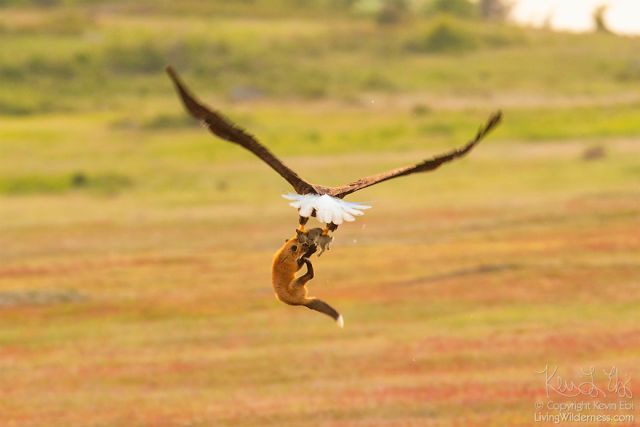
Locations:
166;65;501;236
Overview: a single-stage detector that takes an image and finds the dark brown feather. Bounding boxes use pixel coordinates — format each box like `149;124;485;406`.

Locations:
326;111;502;198
166;66;316;195
166;66;502;199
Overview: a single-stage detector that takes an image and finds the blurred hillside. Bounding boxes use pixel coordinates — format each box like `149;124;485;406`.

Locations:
0;0;637;204
1;0;639;201
0;0;640;201
1;0;639;115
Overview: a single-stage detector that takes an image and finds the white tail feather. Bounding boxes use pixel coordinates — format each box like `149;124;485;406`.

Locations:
283;193;371;225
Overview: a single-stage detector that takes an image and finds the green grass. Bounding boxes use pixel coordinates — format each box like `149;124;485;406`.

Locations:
1;2;640;426
0;171;132;195
0;5;639;114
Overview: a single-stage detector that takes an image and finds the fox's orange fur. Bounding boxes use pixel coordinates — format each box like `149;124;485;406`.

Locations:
272;236;343;327
272;237;309;305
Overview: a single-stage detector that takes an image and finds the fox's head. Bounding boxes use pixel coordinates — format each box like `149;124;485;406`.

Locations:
277;235;310;264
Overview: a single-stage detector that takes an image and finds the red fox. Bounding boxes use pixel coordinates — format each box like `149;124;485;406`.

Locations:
271;236;343;328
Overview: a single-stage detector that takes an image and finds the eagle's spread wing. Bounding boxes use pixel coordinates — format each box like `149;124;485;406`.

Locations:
327;111;502;198
166;66;316;195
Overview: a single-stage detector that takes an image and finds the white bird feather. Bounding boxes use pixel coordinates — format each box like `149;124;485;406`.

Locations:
283;193;371;225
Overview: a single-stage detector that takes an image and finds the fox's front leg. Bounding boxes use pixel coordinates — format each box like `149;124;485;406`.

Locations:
297;245;317;269
293;258;314;287
302;243;318;260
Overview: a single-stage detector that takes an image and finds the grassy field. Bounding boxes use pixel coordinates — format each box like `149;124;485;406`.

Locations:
1;2;640;426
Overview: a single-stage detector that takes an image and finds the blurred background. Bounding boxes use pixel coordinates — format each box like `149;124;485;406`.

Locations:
0;1;639;426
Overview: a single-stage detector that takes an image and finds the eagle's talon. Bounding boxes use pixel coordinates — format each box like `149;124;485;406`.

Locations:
297;214;310;233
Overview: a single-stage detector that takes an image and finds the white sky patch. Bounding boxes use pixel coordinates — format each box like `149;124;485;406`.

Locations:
510;0;640;35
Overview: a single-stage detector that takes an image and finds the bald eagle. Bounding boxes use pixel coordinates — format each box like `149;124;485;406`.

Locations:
166;66;501;237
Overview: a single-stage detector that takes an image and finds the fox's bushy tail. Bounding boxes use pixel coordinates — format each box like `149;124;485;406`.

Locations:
304;298;344;328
